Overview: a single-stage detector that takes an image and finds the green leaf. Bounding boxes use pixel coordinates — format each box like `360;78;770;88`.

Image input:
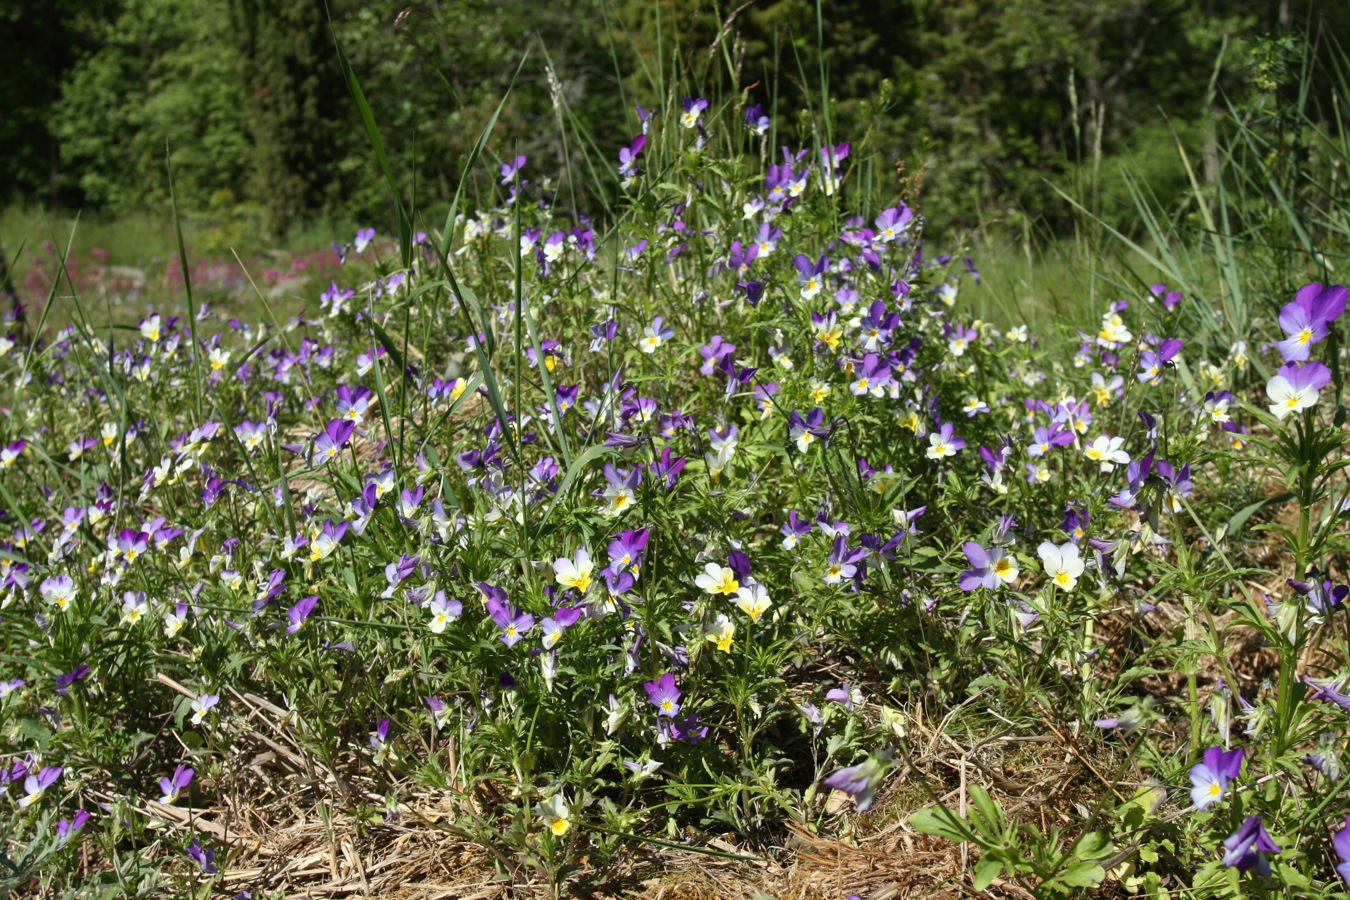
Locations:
1072;831;1112;860
972;855;1003;891
1059;860;1106;888
1217;493;1292;543
908;806;974;843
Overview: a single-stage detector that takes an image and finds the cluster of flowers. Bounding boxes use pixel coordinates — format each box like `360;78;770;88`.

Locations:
2;93;1348;890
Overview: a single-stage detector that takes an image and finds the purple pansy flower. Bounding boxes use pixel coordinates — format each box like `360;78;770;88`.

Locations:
1277;282;1347;361
287;595;319;633
1189;745;1243;809
957;542;1018;590
645;672;682;717
1221;815;1279;877
488;597;534;648
159;764;194;804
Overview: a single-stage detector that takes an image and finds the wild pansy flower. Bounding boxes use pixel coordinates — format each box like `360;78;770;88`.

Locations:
704;613;736;653
819;142;849;193
734;582;772;623
540;606;581;649
781;510;813;549
745;103;770;134
190;693;219;725
1288;575;1347;621
380;553;421;599
607;529;648;579
121;590;149;624
679;97;707;129
618;134;645;186
554;548;594;595
0;678;24;700
287;595;319;633
536;792;571;836
946;321;976;356
963;396;990;417
1137;338;1183;385
698;335;736;376
499;154;526;185
163;602;188;637
850;353;892;397
187;839;218;875
0;439;24;467
367;718;395;765
353;227;375;254
1221;815;1279;877
1305;675;1350;711
1096;309;1132;346
811;310;842;350
958;542;1018;590
319;281;354;316
1189;745;1243;810
140;313;163;342
1202;390;1235;424
1089;372;1124;405
1084;434;1130;471
158;764;194;804
1060;508;1089;542
639;316;673;353
488;597;534;648
695;562;739;596
858;300;899;351
600;463;642;516
308;520;348;562
41;574;77;612
335;385;373;424
891;505;927;539
425;695;451;731
1277;282;1347;361
57;809;92;844
1148;282;1183;310
823;536;865;585
1027;423;1074;457
795;254;829;300
18;765;61;807
427;593;463;633
310;419;355;467
235;420;268;454
925;422;965;460
1334;815;1350;886
651;447;685;490
874;205;913;243
1266;360;1331;420
788;408;828;452
398;486;424;521
624;757;663;781
645;672;681;717
1038;541;1085;591
821;752;892;812
54;664;90;696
